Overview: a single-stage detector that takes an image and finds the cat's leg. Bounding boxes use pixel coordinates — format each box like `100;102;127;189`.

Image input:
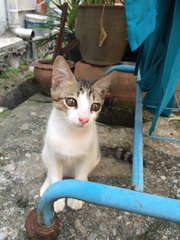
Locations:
67;173;87;210
49;166;66;213
67;154;100;210
40;176;50;197
40;171;66;212
40;148;65;212
40;147;58;195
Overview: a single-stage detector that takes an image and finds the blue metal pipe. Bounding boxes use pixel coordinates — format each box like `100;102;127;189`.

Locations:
103;65;144;191
144;135;180;143
132;74;144;191
37;179;180;226
104;65;135;76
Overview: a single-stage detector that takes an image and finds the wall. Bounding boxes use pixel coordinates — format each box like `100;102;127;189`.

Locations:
17;0;36;28
0;0;36;34
0;0;8;35
17;0;36;10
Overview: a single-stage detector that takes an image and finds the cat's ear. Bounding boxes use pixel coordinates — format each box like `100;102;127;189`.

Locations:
93;73;114;97
52;55;76;88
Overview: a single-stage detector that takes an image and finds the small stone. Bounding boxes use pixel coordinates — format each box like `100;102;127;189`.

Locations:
173;179;178;183
117;215;123;220
74;219;87;235
20;123;29;130
162;236;168;240
88;233;97;240
112;228;117;236
160;176;166;180
34;194;39;200
157;178;161;183
95;209;102;218
0;107;7;113
25;153;31;158
125;221;131;226
99;223;106;232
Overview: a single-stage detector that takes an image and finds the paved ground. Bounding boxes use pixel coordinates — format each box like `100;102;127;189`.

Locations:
0;93;179;240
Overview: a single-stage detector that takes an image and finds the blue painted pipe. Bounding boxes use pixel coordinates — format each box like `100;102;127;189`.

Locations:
104;65;135;76
37;179;180;226
104;66;144;191
145;135;180;143
132;75;144;191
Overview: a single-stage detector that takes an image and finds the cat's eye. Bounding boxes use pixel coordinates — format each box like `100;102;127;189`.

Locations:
65;98;77;108
91;103;101;112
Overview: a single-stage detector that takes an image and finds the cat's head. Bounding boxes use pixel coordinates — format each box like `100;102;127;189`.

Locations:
51;56;113;128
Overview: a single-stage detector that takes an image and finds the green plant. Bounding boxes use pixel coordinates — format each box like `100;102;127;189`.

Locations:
36;2;67;47
36;1;77;46
46;0;80;31
0;64;33;79
0;67;20;79
35;0;80;59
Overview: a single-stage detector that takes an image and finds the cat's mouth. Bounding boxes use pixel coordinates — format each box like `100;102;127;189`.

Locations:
78;123;89;128
71;121;89;128
75;121;90;128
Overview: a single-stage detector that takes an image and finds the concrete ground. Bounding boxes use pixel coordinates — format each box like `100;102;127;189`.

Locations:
0;93;179;240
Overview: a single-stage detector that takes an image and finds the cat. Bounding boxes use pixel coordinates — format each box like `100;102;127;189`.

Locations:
40;55;114;213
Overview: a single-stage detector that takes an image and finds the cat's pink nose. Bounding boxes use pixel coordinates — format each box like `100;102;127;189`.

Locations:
79;117;89;125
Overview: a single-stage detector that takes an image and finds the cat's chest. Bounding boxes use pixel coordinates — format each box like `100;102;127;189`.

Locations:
48;126;96;157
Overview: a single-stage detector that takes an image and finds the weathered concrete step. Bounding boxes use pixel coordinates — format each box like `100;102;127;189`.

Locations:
0;31;27;68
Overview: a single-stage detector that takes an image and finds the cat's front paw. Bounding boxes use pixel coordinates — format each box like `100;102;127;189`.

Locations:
54;198;65;213
67;198;84;210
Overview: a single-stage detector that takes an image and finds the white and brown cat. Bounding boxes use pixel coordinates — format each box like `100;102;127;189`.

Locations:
40;56;113;213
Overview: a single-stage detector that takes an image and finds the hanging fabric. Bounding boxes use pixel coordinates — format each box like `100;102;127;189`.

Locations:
125;0;180;134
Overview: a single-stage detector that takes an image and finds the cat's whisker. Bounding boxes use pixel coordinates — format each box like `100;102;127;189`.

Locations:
53;121;68;128
53;121;71;133
96;121;113;129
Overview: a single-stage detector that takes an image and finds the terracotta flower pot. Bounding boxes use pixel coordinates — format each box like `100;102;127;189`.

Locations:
34;59;75;94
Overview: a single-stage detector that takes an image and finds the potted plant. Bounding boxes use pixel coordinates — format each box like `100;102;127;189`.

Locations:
34;0;127;93
74;0;127;65
33;1;78;94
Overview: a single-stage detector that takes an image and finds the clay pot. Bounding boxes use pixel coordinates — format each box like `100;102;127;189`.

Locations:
75;5;128;66
34;59;75;94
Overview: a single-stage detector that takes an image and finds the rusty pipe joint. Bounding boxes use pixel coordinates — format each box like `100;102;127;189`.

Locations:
25;208;60;239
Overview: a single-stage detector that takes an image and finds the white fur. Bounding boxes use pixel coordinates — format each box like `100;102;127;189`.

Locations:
67;92;97;127
40;96;100;212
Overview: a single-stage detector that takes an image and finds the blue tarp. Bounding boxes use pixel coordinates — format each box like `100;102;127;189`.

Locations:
125;0;180;134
